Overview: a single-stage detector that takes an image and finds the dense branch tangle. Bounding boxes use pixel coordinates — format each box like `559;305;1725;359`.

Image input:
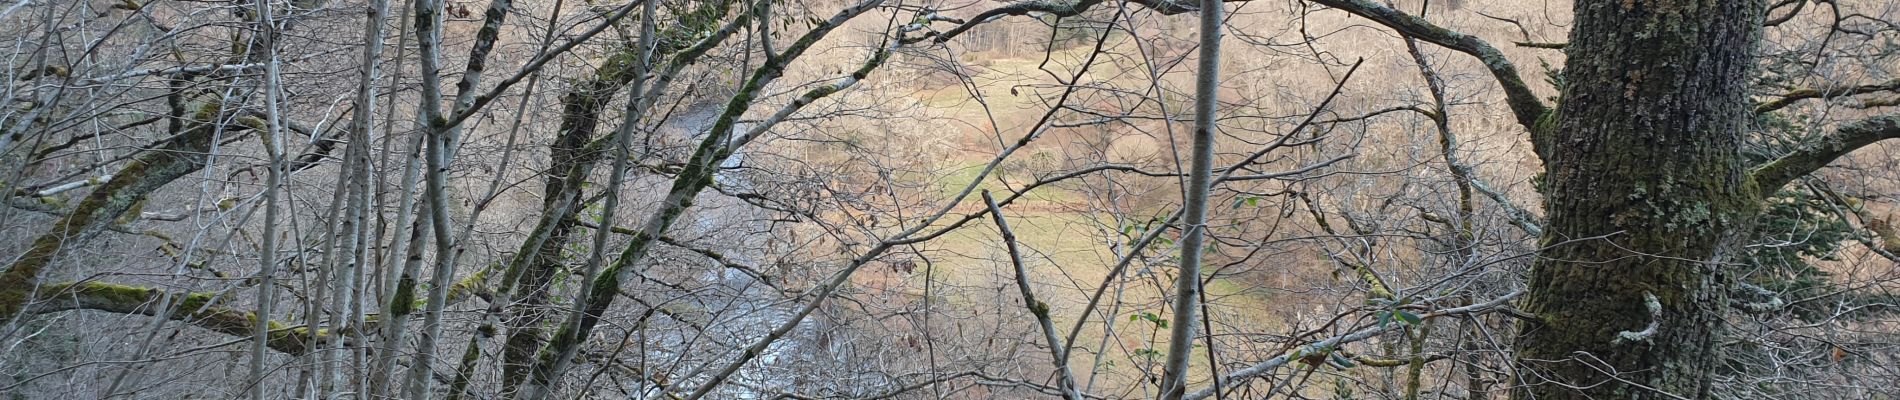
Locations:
2;0;1897;399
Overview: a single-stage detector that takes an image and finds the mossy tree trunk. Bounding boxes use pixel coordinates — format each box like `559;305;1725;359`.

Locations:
495;66;629;391
1513;1;1765;398
492;2;740;389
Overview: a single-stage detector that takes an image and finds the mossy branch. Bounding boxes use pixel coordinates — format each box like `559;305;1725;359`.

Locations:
1755;78;1900;114
0;102;224;325
1750;114;1900;197
22;262;495;356
26;281;327;355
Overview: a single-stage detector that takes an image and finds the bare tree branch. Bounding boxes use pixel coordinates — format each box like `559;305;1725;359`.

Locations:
983;191;1083;400
1751;114;1900;197
1755;78;1900;114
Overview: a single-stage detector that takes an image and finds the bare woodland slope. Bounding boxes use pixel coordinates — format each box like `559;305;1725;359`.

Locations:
0;0;1896;399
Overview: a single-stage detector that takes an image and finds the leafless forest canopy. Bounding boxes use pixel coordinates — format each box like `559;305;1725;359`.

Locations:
1;0;1897;398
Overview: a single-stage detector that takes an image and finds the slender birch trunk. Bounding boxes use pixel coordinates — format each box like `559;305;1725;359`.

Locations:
336;0;391;394
1159;0;1221;397
247;0;288;397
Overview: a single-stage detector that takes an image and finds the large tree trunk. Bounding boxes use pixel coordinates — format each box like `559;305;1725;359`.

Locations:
1514;1;1765;399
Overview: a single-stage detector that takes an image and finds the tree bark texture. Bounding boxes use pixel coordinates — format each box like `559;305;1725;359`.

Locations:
1514;1;1765;399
